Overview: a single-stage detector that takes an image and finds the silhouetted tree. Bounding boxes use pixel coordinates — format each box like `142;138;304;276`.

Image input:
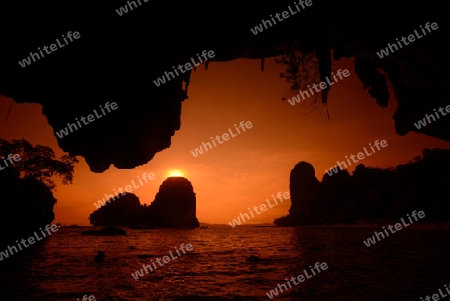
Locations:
0;139;78;248
276;49;322;109
0;138;78;191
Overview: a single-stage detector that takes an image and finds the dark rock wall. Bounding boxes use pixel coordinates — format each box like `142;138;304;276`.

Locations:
0;1;448;171
289;162;320;225
143;177;199;228
0;171;56;246
277;148;450;226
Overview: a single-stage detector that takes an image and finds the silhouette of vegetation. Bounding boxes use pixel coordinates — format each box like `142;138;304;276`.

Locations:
0;138;78;191
276;51;321;94
275;48;333;120
275;148;450;226
0;139;78;247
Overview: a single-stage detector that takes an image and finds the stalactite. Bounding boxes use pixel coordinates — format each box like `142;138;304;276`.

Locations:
315;46;331;105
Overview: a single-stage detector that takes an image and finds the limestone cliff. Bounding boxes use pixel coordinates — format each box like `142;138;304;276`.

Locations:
275;149;450;226
143;177;200;228
0;1;448;171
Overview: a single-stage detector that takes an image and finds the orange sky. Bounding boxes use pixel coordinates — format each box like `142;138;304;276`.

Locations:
1;56;449;225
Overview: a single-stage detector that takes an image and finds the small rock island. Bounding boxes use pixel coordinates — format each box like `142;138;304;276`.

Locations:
89;177;200;229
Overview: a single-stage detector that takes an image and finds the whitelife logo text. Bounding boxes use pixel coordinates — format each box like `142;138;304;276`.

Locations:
190;121;253;158
228;191;290;228
55;102;118;139
18;31;80;68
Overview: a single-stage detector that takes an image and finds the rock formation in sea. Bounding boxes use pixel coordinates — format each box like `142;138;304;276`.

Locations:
275;161;320;226
142;177;200;228
88;177;200;228
275;148;450;226
89;193;143;227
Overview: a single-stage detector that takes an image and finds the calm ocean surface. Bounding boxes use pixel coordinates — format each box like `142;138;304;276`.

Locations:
0;226;449;301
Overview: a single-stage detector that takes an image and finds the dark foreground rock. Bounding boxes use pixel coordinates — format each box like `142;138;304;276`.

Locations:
1;1;448;172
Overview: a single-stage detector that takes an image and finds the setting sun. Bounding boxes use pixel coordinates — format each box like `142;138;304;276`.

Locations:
167;169;185;178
